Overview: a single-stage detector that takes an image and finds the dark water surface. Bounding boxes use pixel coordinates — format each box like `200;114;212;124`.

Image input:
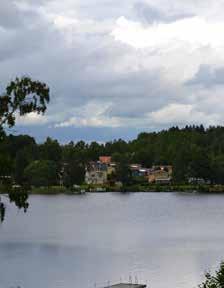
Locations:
0;192;224;288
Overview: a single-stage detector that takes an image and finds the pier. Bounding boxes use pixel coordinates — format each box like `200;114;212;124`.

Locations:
104;284;146;288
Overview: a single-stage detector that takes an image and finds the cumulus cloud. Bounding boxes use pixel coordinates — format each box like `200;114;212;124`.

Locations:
55;102;121;128
150;103;220;126
111;16;224;50
1;0;224;141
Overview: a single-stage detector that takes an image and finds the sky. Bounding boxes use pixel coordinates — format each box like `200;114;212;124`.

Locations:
1;0;224;142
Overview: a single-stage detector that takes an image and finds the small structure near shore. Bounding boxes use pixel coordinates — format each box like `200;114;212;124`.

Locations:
85;156;116;185
104;284;146;288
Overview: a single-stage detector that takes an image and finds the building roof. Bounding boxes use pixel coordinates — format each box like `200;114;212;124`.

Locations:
99;156;111;164
104;284;146;288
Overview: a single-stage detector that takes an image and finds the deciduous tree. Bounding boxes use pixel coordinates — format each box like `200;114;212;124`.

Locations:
0;77;50;221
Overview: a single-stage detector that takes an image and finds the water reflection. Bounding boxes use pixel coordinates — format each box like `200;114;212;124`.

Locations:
0;193;224;288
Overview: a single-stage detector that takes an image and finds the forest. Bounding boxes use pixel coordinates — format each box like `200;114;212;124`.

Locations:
1;125;224;187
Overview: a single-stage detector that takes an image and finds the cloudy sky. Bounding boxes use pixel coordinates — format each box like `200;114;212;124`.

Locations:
1;0;224;142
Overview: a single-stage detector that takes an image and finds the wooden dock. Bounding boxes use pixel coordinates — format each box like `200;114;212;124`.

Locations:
104;284;146;288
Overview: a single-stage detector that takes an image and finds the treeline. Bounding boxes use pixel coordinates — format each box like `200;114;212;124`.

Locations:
1;125;224;187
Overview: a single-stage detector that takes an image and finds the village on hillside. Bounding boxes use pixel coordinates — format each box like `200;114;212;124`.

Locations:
85;156;173;186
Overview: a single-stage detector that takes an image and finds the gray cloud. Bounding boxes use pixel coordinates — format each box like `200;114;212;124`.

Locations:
186;65;224;88
0;1;26;29
0;0;44;29
133;1;194;24
103;70;178;118
1;0;224;141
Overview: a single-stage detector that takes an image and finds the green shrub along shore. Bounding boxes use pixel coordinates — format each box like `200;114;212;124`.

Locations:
30;184;224;194
0;184;223;194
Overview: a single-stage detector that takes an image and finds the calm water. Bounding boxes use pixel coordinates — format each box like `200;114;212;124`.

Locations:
0;193;224;288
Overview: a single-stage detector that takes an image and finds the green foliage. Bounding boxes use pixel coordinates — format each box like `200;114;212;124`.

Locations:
39;137;62;163
0;76;50;222
0;153;13;176
115;156;133;185
62;161;85;188
199;262;224;288
0;77;49;127
24;160;58;187
211;155;224;184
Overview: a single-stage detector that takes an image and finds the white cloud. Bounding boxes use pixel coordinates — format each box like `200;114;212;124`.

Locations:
55;102;121;128
111;15;224;85
16;112;49;126
150;103;220;126
55;116;120;128
112;16;224;50
3;0;224;141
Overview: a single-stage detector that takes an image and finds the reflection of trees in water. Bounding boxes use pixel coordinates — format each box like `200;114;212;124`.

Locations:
0;201;5;222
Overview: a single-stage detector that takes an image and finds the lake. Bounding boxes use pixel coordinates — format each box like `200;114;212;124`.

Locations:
0;192;224;288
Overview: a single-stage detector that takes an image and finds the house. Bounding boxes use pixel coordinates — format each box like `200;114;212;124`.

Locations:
152;165;173;175
107;164;116;175
148;165;172;184
139;168;148;177
130;164;141;177
85;170;107;185
130;164;148;177
85;157;115;185
99;156;112;164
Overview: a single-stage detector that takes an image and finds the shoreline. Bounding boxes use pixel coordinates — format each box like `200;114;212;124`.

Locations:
2;184;224;195
8;184;224;194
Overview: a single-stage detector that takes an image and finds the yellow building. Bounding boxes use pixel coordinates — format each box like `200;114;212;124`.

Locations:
148;166;172;184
